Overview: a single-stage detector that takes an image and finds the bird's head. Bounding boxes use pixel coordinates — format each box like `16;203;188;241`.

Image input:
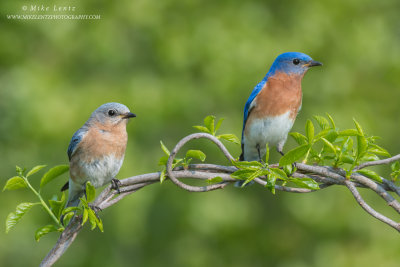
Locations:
90;102;136;126
268;52;322;76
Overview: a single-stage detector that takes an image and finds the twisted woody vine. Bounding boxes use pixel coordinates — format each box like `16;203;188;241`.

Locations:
4;114;400;266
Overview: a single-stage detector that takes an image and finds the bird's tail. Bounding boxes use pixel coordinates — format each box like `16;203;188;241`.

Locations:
60;181;83;225
65;181;83;208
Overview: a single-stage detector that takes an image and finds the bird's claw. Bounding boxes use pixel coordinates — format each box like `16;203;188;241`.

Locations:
111;178;122;194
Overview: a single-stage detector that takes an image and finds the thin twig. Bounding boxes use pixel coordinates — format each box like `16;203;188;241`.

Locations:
344;180;400;232
353;154;400;171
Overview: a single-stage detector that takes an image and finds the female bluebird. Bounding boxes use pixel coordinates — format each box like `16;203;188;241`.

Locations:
62;102;136;208
240;52;322;162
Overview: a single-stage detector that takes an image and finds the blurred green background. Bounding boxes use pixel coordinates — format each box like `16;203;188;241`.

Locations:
1;0;400;266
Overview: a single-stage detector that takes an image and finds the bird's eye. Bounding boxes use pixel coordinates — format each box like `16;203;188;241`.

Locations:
108;109;116;116
293;59;300;65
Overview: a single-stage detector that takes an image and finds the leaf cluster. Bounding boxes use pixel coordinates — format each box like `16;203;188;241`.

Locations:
3;165;103;241
3;165;68;241
193;115;240;145
231;144;319;193
282;114;390;181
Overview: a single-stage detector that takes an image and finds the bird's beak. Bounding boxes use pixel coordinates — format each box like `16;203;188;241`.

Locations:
122;112;136;119
307;60;323;67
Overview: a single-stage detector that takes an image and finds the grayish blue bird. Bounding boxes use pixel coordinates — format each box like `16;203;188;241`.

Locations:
62;102;136;208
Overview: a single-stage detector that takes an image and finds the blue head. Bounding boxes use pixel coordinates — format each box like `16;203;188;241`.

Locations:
268;52;322;76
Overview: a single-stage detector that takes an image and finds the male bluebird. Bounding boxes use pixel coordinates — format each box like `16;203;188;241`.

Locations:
61;102;136;208
240;52;322;162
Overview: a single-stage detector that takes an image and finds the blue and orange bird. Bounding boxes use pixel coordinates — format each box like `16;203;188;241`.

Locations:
240;52;322;162
61;102;136;208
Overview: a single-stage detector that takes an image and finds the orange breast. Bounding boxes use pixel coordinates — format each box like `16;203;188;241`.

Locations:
74;122;128;163
252;72;303;120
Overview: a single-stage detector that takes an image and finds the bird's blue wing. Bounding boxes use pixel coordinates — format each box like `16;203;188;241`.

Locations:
67;127;88;161
241;76;268;140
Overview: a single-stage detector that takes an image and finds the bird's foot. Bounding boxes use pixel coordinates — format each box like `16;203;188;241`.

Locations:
277;148;285;157
111;178;122;194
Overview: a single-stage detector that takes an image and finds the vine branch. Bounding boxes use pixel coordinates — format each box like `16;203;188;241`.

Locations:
41;133;400;266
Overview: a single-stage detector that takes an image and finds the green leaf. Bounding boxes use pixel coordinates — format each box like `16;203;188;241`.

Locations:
231;169;257;180
62;206;80;215
88;208;103;232
35;225;59;241
314;129;331;141
356;169;382;183
207;176;223;184
360;154;380;162
341;155;355;164
305;120;315;143
283;164;294;176
338;129;359;136
265;174;276;194
326;113;336;129
215;118;224;133
357;135;368;158
265;143;270;163
231;160;263;169
79;197;88;208
321;137;336;155
279;144;310;166
324;130;338;142
85;182;96;203
353;119;364;136
5;202;39;233
269;168;288;181
313;115;330;130
49;192;66;219
341;137;353;154
96;218;104;232
158;156;169;166
186;150;206;162
204;115;215;135
368;144;391;157
62;212;75;225
3;176;27;191
40;165;69;188
26;165;47;178
218;134;240;145
242;169;263;187
171;158;184;169
289;132;308;145
88;208;97;230
160;141;170;156
82;208;89;226
391;161;400;172
290;178;320;190
193;125;211;133
160;169;167;183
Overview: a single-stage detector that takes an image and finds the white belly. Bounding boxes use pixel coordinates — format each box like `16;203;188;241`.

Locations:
243;111;294;161
78;155;124;188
